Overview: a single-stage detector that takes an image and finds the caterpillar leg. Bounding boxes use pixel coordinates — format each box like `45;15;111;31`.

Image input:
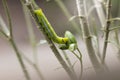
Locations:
59;44;69;50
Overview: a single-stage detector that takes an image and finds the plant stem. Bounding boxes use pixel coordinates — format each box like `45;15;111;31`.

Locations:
23;1;77;80
2;0;13;37
72;48;83;80
21;1;45;80
0;15;10;37
9;38;31;80
54;0;81;36
93;0;106;28
21;53;45;80
114;29;120;59
76;0;102;73
77;48;83;80
2;0;31;80
62;51;76;74
48;41;77;80
102;0;112;64
115;30;120;47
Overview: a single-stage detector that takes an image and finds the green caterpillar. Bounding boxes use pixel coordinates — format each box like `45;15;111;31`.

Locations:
34;9;77;51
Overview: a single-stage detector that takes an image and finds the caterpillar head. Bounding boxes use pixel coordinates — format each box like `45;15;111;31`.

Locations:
59;31;78;51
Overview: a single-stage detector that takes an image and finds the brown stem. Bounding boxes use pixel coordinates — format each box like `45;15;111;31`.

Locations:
102;0;112;64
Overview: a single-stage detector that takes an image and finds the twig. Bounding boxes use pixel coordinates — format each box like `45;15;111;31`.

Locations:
2;0;13;37
9;39;31;80
0;15;10;37
21;1;77;80
54;0;82;36
62;51;76;74
76;0;102;73
102;0;112;64
77;48;83;80
21;53;45;80
21;1;45;80
2;0;31;80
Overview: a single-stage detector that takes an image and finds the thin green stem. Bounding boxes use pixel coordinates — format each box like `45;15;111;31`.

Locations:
2;0;31;80
72;49;83;80
47;41;77;80
0;15;10;37
62;51;76;74
21;0;38;64
92;19;101;59
76;0;102;73
109;26;120;31
21;53;45;80
114;29;120;58
109;18;120;22
23;1;77;80
0;29;8;38
102;0;112;64
54;0;82;36
31;0;39;9
114;30;120;48
77;48;83;80
2;0;13;37
9;39;31;80
21;2;45;80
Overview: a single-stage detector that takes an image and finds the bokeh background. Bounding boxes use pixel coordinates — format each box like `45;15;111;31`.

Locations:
0;0;120;80
0;0;80;80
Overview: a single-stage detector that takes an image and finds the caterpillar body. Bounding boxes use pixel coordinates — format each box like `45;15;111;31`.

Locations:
34;9;77;51
34;9;68;44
